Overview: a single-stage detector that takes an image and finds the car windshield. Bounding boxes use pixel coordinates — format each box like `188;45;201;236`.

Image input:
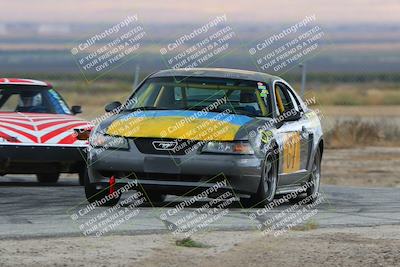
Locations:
124;76;271;117
0;86;72;114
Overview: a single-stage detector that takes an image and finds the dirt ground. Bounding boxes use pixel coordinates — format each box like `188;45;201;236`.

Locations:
322;147;400;187
1;147;399;266
0;225;399;267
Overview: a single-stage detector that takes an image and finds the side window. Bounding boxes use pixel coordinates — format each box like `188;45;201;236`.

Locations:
136;83;161;107
287;89;300;112
274;83;294;115
46;89;72;114
0;94;19;111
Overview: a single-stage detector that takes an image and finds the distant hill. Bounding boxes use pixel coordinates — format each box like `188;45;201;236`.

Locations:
0;22;399;74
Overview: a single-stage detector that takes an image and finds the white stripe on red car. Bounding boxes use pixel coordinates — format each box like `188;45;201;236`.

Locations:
0;112;88;146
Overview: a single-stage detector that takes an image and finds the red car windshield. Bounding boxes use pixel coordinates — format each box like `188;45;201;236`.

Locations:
0;86;72;114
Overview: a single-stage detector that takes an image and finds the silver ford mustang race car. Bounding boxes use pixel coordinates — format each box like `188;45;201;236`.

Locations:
85;68;323;207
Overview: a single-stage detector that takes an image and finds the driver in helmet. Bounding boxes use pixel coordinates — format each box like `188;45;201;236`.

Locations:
16;93;46;113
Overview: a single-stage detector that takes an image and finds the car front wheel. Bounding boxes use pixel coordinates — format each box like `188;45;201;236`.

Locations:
305;148;322;203
143;190;166;204
78;169;85;186
37;173;59;183
241;152;277;207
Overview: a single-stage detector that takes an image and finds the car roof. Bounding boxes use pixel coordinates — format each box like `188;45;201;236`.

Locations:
0;78;51;87
150;68;279;83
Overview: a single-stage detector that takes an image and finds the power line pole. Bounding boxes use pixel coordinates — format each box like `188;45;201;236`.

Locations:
133;65;140;90
299;62;307;97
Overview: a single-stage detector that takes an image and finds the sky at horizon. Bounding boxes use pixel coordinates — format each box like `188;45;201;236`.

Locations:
1;0;400;25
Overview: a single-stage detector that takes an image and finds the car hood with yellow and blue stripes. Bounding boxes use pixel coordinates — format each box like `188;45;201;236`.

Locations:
104;110;258;141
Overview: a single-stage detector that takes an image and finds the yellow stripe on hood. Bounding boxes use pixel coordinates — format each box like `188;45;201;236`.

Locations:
106;117;241;141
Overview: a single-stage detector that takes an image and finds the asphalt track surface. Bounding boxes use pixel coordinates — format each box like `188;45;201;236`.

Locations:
0;175;399;239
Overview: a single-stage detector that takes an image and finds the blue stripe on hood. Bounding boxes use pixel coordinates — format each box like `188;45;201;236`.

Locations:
119;110;252;126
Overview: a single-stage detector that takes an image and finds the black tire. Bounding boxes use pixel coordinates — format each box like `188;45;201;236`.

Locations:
305;148;322;203
289;148;322;205
78;169;85;186
143;190;166;204
37;173;59;183
84;170;120;207
241;152;278;208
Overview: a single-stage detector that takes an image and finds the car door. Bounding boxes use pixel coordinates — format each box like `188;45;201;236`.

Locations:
273;81;311;186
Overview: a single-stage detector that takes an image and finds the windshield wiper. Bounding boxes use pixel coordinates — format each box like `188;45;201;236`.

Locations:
189;107;258;117
230;110;258;117
121;106;257;117
121;106;171;112
187;106;208;111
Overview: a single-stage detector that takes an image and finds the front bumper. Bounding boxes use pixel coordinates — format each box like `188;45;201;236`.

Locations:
87;140;263;195
0;144;87;174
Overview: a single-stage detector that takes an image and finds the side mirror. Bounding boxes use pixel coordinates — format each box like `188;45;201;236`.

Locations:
105;101;122;112
284;110;302;122
71;105;82;115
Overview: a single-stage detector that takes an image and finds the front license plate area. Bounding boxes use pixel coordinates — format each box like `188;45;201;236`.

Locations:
144;157;181;174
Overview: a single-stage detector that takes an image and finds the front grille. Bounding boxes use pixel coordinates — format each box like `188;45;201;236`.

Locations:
134;138;201;155
134;172;205;182
132;172;228;183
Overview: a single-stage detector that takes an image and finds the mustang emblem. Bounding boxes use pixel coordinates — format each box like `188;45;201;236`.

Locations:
152;140;178;151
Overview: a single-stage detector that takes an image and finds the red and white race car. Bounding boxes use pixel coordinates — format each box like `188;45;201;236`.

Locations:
0;78;91;184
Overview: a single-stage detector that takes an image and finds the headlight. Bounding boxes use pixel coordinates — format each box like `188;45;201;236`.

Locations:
89;133;129;149
73;128;91;140
201;141;254;155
